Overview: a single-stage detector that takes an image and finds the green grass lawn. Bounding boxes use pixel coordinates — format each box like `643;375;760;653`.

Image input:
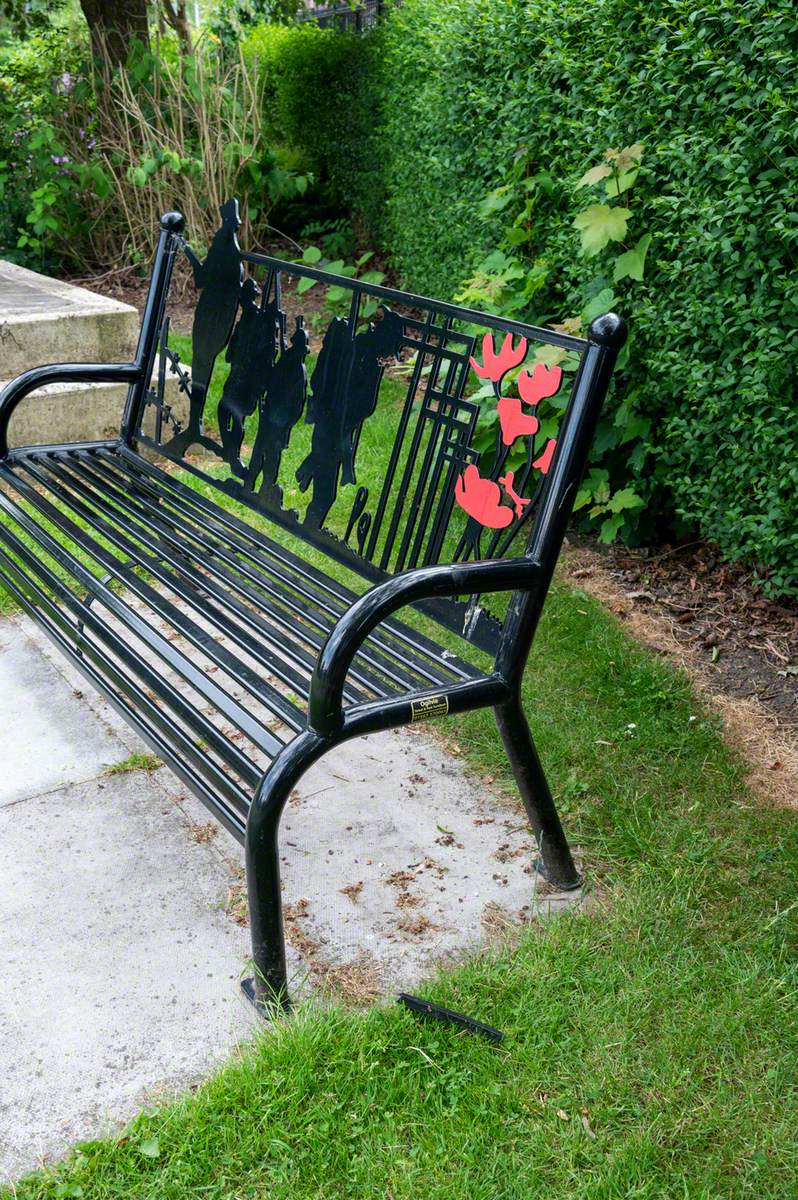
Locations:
2;341;797;1198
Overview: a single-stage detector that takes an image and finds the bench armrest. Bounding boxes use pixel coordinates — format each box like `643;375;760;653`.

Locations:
0;362;142;456
308;556;540;735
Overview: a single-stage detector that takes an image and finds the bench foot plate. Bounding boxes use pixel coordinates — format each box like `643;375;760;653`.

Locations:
240;975;290;1017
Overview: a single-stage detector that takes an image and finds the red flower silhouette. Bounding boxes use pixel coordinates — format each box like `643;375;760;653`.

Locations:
497;395;539;447
517;363;563;406
454;464;513;528
470;332;528;383
533;438;557;475
498;470;530;519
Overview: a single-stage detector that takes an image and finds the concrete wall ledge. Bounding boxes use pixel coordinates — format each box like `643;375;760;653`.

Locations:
0;259;140;384
2;365;185;449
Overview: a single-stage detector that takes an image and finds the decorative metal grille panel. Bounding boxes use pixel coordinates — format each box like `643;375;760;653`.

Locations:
135;201;587;652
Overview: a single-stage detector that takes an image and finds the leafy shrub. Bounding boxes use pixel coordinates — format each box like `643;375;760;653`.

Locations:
209;0;300;44
0;28;313;271
307;0;798;595
0;26;90;269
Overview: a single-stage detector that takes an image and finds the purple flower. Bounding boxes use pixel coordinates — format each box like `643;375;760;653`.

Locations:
60;72;75;93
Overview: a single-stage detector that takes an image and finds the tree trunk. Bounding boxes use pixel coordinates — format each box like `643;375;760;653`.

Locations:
161;0;192;53
79;0;150;67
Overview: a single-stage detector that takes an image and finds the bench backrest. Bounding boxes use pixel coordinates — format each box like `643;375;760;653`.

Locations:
127;202;622;657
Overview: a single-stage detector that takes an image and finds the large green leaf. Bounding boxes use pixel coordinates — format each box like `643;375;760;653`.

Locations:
605;168;639;197
607;487;645;514
577;163;612;188
573;205;631;255
613;233;652;282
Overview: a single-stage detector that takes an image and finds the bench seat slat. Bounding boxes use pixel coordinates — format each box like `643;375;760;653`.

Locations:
30;448;455;704
0;462;289;760
23;453;324;723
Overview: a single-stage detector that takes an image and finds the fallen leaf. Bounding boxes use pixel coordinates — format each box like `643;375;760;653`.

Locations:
766;760;782;771
557;1109;569;1121
581;1114;596;1138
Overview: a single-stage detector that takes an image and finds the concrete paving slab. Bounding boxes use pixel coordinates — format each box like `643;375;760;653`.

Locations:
0;620;122;807
0;260;189;449
1;616;581;1182
0;772;254;1181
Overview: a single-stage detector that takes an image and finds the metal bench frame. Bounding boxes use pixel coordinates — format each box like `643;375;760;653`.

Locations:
0;209;626;1011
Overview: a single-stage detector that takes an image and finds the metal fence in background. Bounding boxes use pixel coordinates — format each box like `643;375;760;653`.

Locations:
295;1;385;32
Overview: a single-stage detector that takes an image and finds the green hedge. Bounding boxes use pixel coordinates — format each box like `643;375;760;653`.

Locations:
251;0;798;596
242;22;371;205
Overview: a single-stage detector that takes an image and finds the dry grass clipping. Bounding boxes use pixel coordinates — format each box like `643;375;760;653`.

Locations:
284;898;382;1006
189;821;218;844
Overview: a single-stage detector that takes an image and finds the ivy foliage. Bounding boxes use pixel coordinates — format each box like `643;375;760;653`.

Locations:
272;0;797;595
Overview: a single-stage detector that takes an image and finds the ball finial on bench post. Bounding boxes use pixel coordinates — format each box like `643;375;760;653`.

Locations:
587;311;628;350
159;211;186;234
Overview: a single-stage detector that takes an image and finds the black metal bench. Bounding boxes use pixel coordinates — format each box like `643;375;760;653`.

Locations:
0;203;626;1011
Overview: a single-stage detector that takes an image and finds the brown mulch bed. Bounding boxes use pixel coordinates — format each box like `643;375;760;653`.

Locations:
566;536;797;731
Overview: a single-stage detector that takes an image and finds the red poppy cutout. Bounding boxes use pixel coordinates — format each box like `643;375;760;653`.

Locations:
517;363;563;406
497;396;539;447
470;332;528;383
498;470;530;519
533;438;557;475
455;464;513;528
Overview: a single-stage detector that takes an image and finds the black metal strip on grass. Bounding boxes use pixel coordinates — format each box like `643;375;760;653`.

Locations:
398;993;504;1043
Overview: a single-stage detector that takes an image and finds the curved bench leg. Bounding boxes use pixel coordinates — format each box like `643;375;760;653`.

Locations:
494;695;582;891
244;730;329;1013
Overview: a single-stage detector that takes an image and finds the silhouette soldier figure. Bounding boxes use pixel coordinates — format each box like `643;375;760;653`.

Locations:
246;316;310;504
167;197;243;455
217;279;282;478
296;307;404;529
